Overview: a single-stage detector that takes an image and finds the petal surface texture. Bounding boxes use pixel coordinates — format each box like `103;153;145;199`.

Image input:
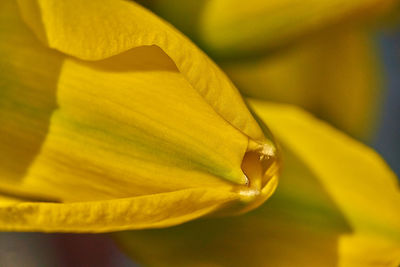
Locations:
117;100;400;267
0;0;279;231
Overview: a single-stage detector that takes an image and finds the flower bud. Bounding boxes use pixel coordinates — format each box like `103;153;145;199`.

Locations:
0;0;280;232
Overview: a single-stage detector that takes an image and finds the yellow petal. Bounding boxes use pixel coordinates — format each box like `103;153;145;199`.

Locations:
17;0;264;141
0;0;279;231
199;0;397;56
117;101;400;266
224;26;383;141
20;47;251;199
0;188;240;232
251;100;400;265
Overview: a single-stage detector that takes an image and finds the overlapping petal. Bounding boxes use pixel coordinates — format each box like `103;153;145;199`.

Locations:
142;1;393;140
117;100;400;266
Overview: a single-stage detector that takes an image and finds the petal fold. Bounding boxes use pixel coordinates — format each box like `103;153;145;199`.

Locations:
0;188;238;232
123;2;387;140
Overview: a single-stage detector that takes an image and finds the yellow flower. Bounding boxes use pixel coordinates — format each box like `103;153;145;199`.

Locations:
0;0;399;266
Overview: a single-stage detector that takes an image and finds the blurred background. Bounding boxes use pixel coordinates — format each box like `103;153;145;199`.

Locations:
374;28;400;176
1;1;399;266
0;233;137;267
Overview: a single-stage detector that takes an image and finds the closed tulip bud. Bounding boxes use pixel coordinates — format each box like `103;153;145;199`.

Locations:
0;0;280;232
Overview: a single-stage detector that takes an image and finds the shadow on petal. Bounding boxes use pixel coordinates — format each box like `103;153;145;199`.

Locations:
116;145;353;267
0;0;63;184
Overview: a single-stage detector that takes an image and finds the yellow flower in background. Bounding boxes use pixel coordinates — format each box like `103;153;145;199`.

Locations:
143;0;399;141
0;0;399;266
